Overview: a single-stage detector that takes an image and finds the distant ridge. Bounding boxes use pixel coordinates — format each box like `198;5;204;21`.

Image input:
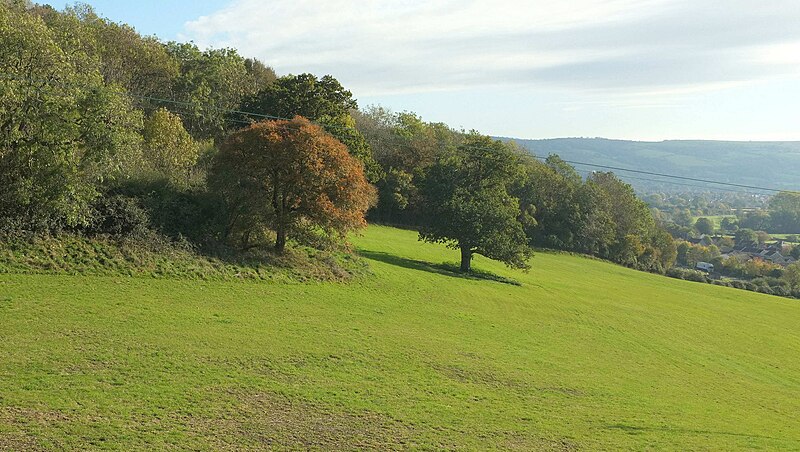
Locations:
499;137;800;193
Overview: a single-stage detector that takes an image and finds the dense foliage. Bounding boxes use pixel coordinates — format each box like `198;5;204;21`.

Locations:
419;134;532;271
210;118;376;252
0;4;142;231
6;0;757;280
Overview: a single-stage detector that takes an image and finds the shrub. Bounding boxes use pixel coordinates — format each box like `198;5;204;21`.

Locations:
730;280;747;290
84;195;149;237
771;286;790;297
684;271;709;283
758;286;774;295
666;267;708;283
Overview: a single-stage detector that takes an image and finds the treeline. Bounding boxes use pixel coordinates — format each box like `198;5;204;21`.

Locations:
355;108;676;272
735;193;800;234
1;2;676;275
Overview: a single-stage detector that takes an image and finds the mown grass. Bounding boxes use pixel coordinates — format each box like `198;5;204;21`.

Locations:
1;225;800;450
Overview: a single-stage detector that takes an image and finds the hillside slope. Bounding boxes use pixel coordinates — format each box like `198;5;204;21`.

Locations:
1;226;799;449
502;137;800;193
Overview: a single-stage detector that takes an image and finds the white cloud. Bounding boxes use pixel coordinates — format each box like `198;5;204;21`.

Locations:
181;0;800;97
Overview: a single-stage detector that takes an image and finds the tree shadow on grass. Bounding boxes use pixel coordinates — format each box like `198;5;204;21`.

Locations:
358;250;521;286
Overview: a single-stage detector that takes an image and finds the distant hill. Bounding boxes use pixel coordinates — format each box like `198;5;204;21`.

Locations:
500;138;800;193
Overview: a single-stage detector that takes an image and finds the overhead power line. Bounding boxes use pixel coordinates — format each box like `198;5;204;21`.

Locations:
538;157;788;194
2;71;797;196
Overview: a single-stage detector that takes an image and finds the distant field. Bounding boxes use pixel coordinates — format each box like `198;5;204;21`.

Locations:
2;226;800;449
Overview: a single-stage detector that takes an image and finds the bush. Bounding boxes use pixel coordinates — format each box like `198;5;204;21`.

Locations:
730;280;747;290
112;179;225;246
771;286;791;297
757;286;774;295
684;271;709;283
84;195;150;236
666;267;709;283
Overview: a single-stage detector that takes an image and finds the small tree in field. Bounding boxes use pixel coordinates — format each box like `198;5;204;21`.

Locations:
695;217;714;235
419;134;532;272
210;117;376;252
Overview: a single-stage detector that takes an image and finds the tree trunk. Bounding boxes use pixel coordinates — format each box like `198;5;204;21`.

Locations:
275;223;286;253
460;245;472;272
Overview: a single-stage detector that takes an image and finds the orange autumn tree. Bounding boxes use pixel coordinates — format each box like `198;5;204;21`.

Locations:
211;117;376;252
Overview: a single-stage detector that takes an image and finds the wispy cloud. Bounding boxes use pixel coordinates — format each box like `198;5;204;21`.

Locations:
181;0;800;97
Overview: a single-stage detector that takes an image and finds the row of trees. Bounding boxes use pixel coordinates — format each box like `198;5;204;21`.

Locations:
2;2;676;275
734;193;800;234
354;109;676;272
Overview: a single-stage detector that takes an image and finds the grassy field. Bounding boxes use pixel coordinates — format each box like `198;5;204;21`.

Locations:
2;226;800;450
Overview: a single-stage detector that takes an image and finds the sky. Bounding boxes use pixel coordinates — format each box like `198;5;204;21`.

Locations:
56;0;800;141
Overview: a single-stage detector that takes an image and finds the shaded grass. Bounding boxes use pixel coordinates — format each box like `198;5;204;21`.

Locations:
1;225;800;449
0;233;368;283
359;249;521;286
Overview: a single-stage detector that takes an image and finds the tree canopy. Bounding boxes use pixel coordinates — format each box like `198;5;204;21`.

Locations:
0;4;141;230
769;192;800;234
695;217;714;235
235;73;379;181
210;117;376;252
419;134;532;272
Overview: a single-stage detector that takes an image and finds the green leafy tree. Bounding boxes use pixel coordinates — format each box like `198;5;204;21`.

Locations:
686;244;721;267
783;262;800;291
572;180;615;257
235;74;379;180
720;216;738;233
649;228;678;271
618;234;646;267
588;172;656;263
419;134;532;272
673;209;694;227
142;108;200;184
518;155;582;250
676;241;690;266
167;43;266;140
354;107;461;223
0;5;142;230
238;73;356;120
34;4;179;106
734;228;757;247
769;191;800;233
695;217;714;235
738;210;771;232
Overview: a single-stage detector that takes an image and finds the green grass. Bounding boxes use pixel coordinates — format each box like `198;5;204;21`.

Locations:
769;233;799;242
2;225;800;449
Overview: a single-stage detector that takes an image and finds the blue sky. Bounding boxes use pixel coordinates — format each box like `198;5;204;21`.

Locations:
55;0;800;141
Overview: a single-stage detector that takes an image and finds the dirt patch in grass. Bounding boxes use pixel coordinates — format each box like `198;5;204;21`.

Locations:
191;390;414;450
431;364;585;399
0;432;40;452
0;406;70;451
